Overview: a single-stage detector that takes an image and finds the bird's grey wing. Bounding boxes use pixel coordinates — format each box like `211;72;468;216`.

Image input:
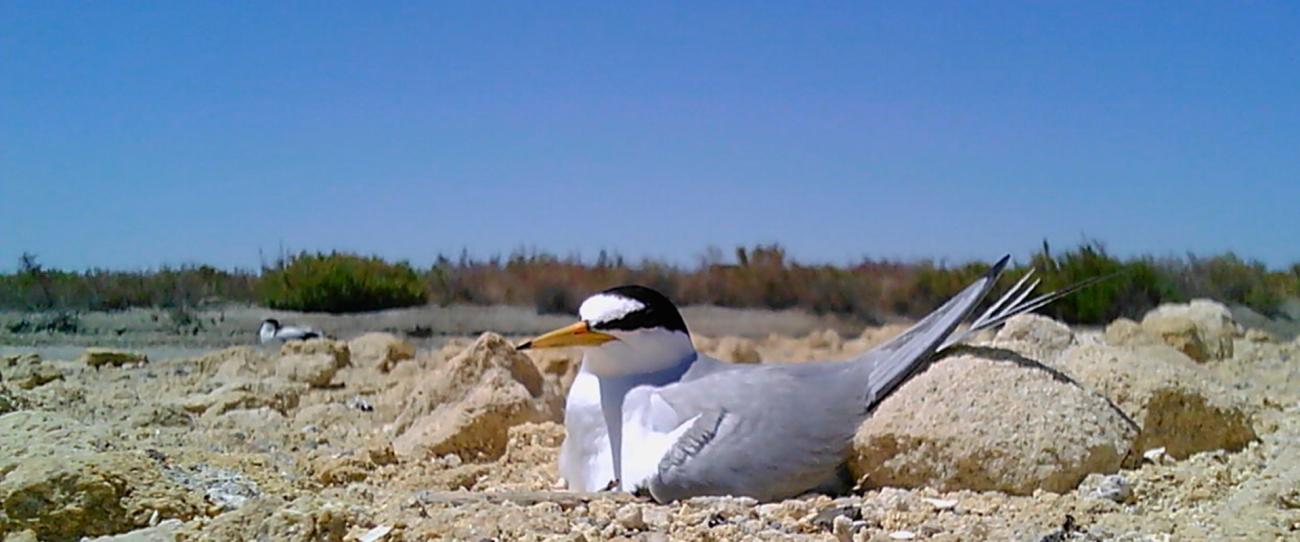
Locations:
648;363;863;503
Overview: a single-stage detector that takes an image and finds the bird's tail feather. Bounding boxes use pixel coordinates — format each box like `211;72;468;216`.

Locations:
860;255;1010;408
938;270;1115;351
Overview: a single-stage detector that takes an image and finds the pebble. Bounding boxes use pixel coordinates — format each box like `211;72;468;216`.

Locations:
921;497;957;510
1144;447;1172;465
832;515;853;542
1086;474;1132;503
358;525;393;542
615;505;647;531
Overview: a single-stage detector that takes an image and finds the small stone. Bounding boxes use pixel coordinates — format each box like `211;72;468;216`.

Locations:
1141;300;1239;362
813;504;862;530
889;530;917;540
807;329;844;350
1245;328;1275;343
1140;316;1207;362
832;515;853;542
1143;447;1171;464
615;505;647;531
1278;488;1300;509
2;352;40;367
348;332;415;371
279;338;351;364
2;354;62;390
168;465;260;511
0;388;24;415
1104;318;1161;348
921;497;957;510
713;336;762;364
1080;473;1131;503
79;348;148;368
357;524;393;542
275;352;344;387
366;441;398;466
346;396;375;412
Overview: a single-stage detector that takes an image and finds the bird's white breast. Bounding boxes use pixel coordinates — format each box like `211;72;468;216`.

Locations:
557;368;616;491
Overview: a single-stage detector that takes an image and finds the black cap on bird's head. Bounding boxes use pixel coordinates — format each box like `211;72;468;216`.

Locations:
261;318;281;329
516;284;688;350
586;285;689;334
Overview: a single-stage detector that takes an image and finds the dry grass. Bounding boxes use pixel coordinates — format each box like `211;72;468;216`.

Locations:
2;243;1297;325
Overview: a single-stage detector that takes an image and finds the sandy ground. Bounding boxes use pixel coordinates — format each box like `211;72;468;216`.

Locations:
1;304;1298;541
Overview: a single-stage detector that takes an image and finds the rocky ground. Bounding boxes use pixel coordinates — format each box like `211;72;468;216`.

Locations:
1;300;1298;541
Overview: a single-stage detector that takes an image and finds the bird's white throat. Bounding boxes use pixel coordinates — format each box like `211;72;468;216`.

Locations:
581;328;695;378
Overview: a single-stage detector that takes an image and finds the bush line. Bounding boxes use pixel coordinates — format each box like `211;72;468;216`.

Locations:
2;242;1297;324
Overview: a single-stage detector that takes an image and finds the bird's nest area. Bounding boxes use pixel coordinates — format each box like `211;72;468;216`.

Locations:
2;309;1298;541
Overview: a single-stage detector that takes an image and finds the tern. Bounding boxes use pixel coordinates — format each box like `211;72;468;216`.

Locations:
258;318;325;344
518;256;1101;502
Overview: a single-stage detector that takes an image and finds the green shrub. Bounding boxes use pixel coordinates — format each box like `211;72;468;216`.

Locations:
0;253;259;311
5;244;1297;321
1029;241;1177;324
259;252;426;313
1168;254;1297;317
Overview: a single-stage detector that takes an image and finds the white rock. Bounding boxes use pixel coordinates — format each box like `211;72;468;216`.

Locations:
832;514;853;542
358;525;393;542
1143;446;1171;464
921;497;957;510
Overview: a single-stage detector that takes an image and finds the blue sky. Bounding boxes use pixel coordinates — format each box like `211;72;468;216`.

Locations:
2;2;1298;271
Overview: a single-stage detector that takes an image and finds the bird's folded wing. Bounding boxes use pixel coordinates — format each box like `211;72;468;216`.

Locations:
645;256;1012;502
647;363;865;502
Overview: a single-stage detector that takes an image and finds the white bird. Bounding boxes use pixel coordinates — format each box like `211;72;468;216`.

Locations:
258;318;324;344
518;257;1104;501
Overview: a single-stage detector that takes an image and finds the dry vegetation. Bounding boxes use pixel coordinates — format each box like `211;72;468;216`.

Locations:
2;242;1297;326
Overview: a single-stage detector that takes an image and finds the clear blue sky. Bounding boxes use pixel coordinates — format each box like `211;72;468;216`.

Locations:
3;2;1298;272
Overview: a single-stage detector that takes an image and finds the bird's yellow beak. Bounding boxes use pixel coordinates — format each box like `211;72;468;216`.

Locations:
516;321;617;350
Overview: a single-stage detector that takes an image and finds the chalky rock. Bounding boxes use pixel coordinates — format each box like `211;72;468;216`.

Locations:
991;313;1075;362
851;353;1135;495
275;338;350;387
1141;299;1241;362
390;333;561;460
1056;344;1257;459
348;332;415;372
79;348;148;368
712;336;762;364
